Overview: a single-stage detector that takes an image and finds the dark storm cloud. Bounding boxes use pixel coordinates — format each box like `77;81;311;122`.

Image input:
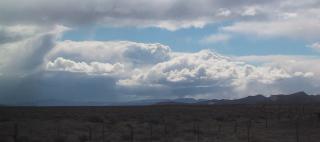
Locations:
0;0;280;30
0;71;120;105
0;26;66;75
1;0;319;32
0;31;22;44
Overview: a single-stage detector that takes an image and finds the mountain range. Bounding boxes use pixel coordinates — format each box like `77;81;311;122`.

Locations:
196;91;320;105
151;91;320;105
2;91;320;106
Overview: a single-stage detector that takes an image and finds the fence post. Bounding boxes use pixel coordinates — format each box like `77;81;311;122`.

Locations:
265;114;269;129
126;124;134;142
234;120;238;133
102;124;105;142
247;119;252;142
149;123;153;142
193;120;200;142
13;123;19;142
295;117;300;142
89;126;93;142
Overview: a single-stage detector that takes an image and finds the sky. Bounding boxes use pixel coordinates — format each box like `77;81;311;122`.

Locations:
1;0;320;105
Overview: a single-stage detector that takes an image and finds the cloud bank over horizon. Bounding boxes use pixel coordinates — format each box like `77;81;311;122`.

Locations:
1;0;320;104
1;27;320;104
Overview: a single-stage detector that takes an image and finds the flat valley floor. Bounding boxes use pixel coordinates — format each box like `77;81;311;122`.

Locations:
1;105;320;142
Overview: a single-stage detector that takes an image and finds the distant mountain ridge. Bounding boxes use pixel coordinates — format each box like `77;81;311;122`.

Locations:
126;91;320;106
3;98;207;106
123;98;206;106
2;91;320;106
197;91;320;105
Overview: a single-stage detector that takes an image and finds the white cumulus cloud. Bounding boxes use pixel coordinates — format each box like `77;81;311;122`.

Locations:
309;42;320;51
47;57;124;75
47;40;171;66
118;49;315;98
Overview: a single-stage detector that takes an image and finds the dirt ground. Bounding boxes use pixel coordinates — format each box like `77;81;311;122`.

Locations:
1;105;320;142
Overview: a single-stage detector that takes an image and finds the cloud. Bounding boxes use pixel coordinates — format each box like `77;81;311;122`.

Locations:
47;40;171;66
0;72;121;105
219;1;320;40
0;25;42;44
201;33;231;43
236;55;320;76
236;54;320;94
309;42;320;51
0;0;283;31
46;41;314;99
281;13;298;20
1;0;320;104
47;57;124;75
241;6;258;16
1;34;319;103
0;0;319;37
118;50;315;98
0;25;68;76
216;8;232;17
221;18;320;40
0;0;214;30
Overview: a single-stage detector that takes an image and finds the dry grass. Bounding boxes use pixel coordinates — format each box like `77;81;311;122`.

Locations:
0;105;320;142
